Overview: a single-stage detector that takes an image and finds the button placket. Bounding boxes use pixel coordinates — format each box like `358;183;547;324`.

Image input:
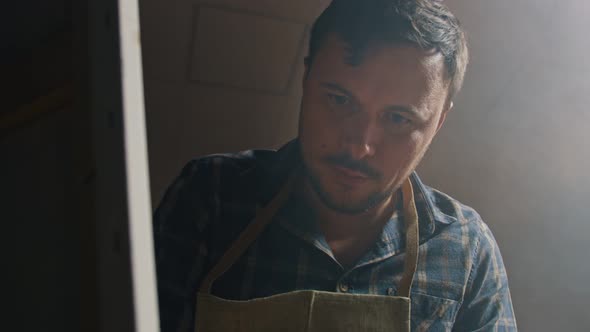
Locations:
338;282;349;293
336;270;355;293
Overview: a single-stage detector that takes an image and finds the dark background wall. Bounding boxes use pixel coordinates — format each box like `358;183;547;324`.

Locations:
2;1;97;331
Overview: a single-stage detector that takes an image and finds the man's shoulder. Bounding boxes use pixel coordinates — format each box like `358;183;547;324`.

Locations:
187;148;276;173
154;147;286;244
177;140;300;199
174;148;280;191
183;140;298;180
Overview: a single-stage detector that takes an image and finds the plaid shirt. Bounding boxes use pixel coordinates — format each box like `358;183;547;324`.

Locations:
154;140;517;332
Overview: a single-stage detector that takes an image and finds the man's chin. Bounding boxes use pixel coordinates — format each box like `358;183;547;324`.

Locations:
322;198;375;215
315;185;390;215
304;165;390;214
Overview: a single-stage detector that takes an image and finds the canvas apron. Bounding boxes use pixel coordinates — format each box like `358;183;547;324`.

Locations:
195;174;420;332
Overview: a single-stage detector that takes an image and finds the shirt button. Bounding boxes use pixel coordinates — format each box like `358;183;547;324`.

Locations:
338;283;349;293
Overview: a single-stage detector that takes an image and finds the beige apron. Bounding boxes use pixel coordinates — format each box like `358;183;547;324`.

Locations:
195;174;420;332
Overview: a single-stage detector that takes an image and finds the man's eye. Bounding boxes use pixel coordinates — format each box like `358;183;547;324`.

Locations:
327;93;350;106
386;113;410;125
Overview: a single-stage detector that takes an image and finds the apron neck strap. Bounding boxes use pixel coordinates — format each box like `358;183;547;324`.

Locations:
199;170;298;293
397;178;419;298
199;173;420;297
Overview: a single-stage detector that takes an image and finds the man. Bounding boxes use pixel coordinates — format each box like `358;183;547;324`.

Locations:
154;0;517;331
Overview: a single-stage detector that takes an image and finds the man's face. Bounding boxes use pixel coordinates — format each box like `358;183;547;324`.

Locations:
299;35;451;214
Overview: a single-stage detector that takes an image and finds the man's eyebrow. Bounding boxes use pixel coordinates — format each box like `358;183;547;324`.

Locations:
319;82;352;96
384;105;423;118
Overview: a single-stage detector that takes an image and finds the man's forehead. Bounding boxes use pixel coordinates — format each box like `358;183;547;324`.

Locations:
312;34;446;81
312;36;446;92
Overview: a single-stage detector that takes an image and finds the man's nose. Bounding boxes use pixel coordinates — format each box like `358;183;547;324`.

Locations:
343;114;379;160
349;142;374;160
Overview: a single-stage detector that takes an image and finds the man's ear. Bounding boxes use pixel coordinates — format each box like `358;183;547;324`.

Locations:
436;100;453;133
303;56;311;81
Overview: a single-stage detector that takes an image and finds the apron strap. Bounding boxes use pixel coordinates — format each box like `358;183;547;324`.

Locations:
397;179;420;298
199;172;420;298
199;170;299;293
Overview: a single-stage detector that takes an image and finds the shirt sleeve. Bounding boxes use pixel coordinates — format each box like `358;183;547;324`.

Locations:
453;224;518;331
153;159;214;332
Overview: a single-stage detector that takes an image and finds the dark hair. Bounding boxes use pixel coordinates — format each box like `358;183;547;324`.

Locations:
307;0;469;97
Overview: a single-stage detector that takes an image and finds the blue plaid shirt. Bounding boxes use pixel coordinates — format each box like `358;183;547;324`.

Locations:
154;140;517;331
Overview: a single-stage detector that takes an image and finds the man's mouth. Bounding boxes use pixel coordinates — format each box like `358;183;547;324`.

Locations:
333;165;369;178
330;165;371;185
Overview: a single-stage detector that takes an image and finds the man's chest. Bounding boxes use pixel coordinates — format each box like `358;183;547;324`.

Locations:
204;223;468;331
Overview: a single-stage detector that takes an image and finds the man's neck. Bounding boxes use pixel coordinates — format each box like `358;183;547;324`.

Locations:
299;178;398;268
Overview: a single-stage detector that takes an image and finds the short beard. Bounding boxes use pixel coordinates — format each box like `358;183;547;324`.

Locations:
303;164;394;215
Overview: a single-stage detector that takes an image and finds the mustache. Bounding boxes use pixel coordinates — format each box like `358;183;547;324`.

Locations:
323;153;381;179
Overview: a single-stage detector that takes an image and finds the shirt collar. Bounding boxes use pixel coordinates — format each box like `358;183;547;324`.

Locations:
409;172;458;241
